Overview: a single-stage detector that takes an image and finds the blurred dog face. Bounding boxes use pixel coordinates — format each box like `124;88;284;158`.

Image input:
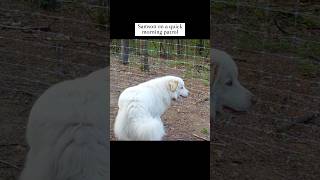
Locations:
168;77;189;100
212;49;255;114
214;63;253;112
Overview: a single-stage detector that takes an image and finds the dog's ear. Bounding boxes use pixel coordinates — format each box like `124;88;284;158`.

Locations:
211;49;219;87
211;63;219;88
169;80;179;92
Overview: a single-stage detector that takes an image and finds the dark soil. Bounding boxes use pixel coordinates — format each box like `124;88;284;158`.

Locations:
211;1;320;179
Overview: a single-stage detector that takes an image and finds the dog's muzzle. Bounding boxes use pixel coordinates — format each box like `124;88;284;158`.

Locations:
180;90;189;98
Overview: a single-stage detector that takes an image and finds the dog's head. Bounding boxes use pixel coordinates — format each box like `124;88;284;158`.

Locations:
167;76;189;100
212;49;256;114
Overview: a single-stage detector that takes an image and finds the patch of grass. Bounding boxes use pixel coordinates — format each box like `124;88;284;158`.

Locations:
298;59;319;78
87;7;108;30
236;32;264;52
236;31;320;58
296;41;320;59
183;69;193;79
201;128;209;135
302;16;320;29
201;79;210;87
38;0;62;10
263;38;293;54
253;8;268;21
175;62;210;86
167;60;193;68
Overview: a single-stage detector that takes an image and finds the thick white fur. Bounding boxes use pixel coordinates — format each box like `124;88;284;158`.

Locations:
20;68;109;180
114;76;189;141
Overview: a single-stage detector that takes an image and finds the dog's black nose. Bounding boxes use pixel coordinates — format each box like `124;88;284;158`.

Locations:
251;95;257;105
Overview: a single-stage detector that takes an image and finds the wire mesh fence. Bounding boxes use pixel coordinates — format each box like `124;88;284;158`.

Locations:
110;39;210;141
0;0;108;179
211;0;320;179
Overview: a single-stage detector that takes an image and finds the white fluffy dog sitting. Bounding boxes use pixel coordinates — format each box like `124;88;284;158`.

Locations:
20;68;109;180
114;76;189;141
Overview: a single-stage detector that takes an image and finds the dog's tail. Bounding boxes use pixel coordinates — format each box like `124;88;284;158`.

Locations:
115;106;166;141
132;117;165;140
53;124;109;180
20;124;109;180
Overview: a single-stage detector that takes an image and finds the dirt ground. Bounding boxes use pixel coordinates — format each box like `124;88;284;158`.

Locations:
0;1;108;179
110;56;210;141
211;1;320;179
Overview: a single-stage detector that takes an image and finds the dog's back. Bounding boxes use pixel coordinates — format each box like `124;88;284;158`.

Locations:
20;68;109;180
114;81;166;141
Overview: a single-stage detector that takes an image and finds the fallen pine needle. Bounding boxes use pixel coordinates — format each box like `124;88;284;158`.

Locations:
193;134;209;141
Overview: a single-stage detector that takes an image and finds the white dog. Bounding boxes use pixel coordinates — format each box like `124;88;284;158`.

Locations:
20;68;109;180
212;49;256;120
114;76;189;141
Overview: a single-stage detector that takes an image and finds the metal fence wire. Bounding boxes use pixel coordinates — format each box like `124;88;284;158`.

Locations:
0;0;108;179
211;0;320;179
110;39;210;141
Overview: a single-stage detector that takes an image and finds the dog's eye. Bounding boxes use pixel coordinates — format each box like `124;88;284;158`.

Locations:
226;80;233;86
